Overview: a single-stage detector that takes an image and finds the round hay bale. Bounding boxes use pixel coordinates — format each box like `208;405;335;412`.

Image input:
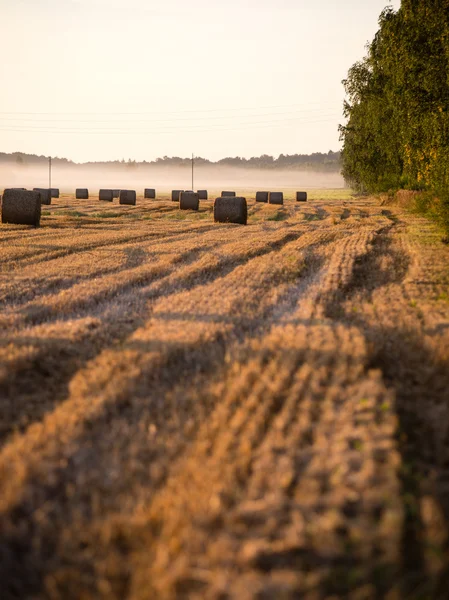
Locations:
221;191;236;197
119;190;137;205
1;189;41;226
112;189;120;199
197;190;208;200
256;191;269;203
214;196;247;225
179;191;199;211
33;188;52;205
296;191;307;202
76;188;89;199
172;190;183;202
269;192;284;205
144;188;156;199
50;188;59;198
99;189;114;202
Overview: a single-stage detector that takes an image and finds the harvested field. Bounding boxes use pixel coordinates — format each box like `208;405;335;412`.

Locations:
1;192;449;599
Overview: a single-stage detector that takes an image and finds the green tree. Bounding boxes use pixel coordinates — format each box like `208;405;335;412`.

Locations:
340;0;449;216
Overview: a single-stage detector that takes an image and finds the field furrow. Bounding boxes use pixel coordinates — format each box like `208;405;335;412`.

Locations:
0;196;448;599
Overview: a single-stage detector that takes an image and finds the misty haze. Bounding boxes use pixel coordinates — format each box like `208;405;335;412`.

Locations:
0;163;345;193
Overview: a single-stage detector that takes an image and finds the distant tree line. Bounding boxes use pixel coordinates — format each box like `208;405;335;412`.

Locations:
0;151;341;171
340;0;449;228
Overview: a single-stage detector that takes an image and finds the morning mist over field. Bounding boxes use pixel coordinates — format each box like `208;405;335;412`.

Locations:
0;164;345;192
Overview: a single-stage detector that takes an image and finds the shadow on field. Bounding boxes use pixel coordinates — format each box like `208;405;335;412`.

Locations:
0;317;145;447
325;224;410;316
302;207;329;222
324;223;449;597
0;329;231;600
0;227;313;446
367;325;449;598
0;242;330;600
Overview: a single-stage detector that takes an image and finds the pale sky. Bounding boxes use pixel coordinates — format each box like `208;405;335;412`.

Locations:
0;0;400;163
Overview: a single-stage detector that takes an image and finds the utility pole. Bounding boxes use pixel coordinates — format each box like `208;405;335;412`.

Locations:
49;156;52;189
191;153;194;191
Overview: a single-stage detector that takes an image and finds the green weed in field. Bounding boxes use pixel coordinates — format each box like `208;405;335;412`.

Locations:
62;210;89;218
91;212;124;218
266;210;288;222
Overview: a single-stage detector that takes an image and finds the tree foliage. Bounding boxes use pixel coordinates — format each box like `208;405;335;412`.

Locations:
340;0;449;203
0;151;341;171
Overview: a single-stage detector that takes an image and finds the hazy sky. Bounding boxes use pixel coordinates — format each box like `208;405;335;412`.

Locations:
0;0;400;162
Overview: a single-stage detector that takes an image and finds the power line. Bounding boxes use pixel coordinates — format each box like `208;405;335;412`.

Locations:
0;106;341;124
0;100;339;117
0;115;341;136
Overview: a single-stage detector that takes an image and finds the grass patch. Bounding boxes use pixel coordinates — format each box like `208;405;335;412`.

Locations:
436;292;449;303
303;213;325;222
307;189;354;201
91;212;125;219
234;188;354;202
161;212;189;220
266;210;288;222
60;210;89;218
408;191;449;238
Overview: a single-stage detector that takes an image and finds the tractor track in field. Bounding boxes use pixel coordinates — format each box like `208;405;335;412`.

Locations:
1;195;449;599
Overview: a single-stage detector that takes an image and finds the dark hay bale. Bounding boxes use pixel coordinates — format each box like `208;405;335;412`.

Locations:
33;188;52;205
269;192;284;205
1;189;41;226
76;188;89;199
172;190;183;202
221;191;236;197
50;188;59;198
197;190;208;200
144;188;156;199
296;191;307;202
214;196;247;225
256;191;269;203
99;189;114;202
179;191;199;211
112;190;120;199
119;190;137;205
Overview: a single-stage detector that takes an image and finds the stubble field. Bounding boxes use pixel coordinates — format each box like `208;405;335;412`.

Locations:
1;191;449;599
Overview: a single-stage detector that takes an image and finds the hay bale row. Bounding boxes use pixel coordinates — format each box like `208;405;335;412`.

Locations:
3;188;307;205
119;190;137;205
179;191;199;211
99;189;113;202
214;197;247;225
33;188;52;205
1;189;41;226
76;188;89;199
